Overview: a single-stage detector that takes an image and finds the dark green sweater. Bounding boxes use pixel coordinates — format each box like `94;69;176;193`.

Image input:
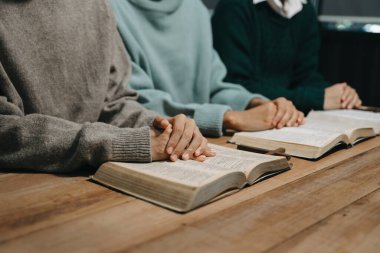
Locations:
212;0;330;113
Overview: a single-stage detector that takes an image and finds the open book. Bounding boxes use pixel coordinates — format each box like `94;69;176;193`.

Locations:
230;110;380;159
91;144;290;212
317;109;380;134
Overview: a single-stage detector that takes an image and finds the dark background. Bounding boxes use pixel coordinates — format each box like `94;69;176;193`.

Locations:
318;0;380;107
319;0;380;17
203;0;380;107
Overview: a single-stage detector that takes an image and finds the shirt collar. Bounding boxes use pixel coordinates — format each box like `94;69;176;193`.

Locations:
253;0;307;19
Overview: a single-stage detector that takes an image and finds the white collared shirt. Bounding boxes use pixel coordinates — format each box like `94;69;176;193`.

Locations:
253;0;307;19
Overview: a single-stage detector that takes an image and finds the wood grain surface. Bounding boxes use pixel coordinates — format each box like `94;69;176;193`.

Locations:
1;137;379;253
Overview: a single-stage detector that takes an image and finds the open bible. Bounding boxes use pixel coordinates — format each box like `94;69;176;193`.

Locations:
317;109;380;134
91;144;290;212
230;110;380;159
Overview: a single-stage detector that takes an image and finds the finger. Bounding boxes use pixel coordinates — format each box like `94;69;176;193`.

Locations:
202;146;217;157
194;138;215;157
195;139;217;158
277;102;293;128
272;101;286;126
151;126;172;162
161;125;172;139
158;125;172;152
348;89;361;109
342;89;356;108
277;111;290;128
338;82;348;89
355;99;362;108
194;155;207;162
153;116;171;130
341;88;353;107
297;111;305;125
347;94;360;109
166;114;186;155
181;129;203;161
341;86;354;103
159;118;171;129
286;108;299;127
170;119;196;162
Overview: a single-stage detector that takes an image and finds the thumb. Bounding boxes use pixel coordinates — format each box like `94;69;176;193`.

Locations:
154;116;171;130
160;125;172;140
339;82;347;89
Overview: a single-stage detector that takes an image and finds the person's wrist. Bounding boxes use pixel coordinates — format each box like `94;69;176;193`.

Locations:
223;111;240;130
323;88;332;110
323;94;327;110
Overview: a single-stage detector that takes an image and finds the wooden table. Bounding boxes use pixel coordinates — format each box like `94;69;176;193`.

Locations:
1;137;380;253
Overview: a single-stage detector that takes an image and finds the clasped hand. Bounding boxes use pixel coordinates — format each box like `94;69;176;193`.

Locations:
150;114;216;162
324;82;362;110
224;97;305;131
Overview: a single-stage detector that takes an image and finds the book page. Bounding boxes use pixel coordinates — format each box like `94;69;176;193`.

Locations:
237;127;341;147
113;144;279;186
322;109;380;121
114;161;224;186
311;110;380;133
302;113;360;135
202;144;281;175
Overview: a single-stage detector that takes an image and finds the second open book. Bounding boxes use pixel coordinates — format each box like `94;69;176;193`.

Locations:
230;110;380;159
91;144;290;212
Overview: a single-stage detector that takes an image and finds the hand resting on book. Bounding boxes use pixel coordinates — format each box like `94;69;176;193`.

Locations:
224;97;304;131
324;83;362;110
152;115;216;162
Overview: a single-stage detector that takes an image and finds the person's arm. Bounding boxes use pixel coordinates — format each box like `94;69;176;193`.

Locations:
0;30;155;172
98;32;159;129
111;2;229;137
0;94;152;173
205;2;267;111
289;2;330;112
208;49;268;110
212;1;325;113
208;43;304;130
128;60;231;137
212;2;297;101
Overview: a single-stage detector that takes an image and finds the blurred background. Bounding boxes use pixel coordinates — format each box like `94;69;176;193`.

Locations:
203;0;380;107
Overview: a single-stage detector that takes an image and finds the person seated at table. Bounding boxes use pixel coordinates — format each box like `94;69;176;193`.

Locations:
212;0;362;113
110;0;305;138
0;0;215;173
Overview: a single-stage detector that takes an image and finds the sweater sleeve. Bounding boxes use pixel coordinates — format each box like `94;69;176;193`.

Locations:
206;4;267;110
212;1;328;113
129;60;230;137
98;32;159;128
111;1;229;137
0;33;153;173
290;2;330;111
212;1;284;101
0;96;151;173
208;48;268;110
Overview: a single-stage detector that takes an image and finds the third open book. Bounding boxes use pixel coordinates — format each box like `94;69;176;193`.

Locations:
230;110;380;159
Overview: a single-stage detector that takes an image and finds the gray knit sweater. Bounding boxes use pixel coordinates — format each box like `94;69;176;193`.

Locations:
0;0;158;173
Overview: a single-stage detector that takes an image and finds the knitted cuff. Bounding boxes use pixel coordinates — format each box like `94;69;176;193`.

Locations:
194;104;231;137
111;126;152;162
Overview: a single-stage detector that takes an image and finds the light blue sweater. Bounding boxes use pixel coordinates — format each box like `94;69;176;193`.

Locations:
111;0;266;137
